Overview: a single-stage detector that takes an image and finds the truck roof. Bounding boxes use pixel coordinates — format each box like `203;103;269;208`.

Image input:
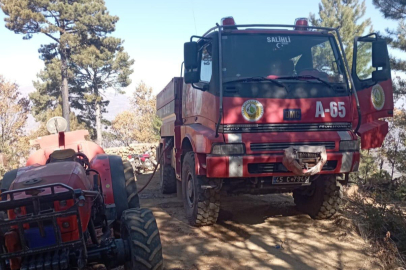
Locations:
219;29;334;36
202;24;337;38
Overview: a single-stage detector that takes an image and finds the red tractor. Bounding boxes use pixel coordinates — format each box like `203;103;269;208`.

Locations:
157;17;394;226
0;117;163;270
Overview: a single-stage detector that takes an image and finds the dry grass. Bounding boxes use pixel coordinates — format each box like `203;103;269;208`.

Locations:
342;186;406;269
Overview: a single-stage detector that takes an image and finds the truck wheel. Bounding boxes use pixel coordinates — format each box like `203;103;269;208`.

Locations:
160;161;177;194
293;175;342;219
182;152;220;226
121;209;163;270
123;160;140;208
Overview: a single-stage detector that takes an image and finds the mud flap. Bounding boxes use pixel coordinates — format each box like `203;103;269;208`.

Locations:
282;146;327;176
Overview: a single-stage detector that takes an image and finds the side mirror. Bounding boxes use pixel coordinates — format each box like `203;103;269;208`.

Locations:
352;35;391;83
184;42;200;84
372;39;389;68
372;70;388;82
184;42;198;69
184;71;200;84
371;39;390;82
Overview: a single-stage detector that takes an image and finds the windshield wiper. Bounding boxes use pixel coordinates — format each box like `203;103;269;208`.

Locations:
278;75;333;89
224;76;287;90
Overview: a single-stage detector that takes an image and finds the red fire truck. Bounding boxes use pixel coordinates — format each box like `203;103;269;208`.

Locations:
156;17;393;226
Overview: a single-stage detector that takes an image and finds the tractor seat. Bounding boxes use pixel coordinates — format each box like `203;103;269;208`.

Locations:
48;149;77;163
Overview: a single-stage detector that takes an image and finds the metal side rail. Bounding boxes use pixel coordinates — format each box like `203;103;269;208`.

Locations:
0;183;87;262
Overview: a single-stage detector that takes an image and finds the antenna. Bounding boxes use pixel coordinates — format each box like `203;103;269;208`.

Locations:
190;0;197;34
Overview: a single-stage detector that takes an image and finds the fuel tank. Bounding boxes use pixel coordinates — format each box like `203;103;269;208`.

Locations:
9;161;93;194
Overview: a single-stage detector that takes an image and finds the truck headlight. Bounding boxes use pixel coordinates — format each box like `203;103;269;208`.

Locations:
339;140;359;151
211;144;245;155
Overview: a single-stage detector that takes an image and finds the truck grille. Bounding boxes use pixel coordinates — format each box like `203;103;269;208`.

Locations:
219;123;351;133
248;161;337;174
250;142;336;152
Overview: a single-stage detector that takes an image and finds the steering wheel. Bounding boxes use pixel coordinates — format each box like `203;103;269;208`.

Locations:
299;68;320;74
75;153;90;169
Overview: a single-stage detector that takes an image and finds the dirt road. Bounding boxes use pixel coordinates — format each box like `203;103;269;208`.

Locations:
137;172;381;270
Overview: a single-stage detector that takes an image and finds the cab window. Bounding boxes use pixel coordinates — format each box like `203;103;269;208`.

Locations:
200;44;212;83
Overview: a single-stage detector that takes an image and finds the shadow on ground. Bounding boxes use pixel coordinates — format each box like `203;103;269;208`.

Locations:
136;172;380;270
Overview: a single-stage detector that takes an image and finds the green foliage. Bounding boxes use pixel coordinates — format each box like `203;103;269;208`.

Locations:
3;0;135;141
0;0;118;41
373;1;406;75
152;114;162;141
357;150;378;182
310;0;373;75
0;0;122;131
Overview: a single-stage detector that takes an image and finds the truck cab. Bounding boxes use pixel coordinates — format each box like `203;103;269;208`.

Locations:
157;17;393;226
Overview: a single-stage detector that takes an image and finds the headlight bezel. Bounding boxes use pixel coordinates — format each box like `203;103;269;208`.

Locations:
211;143;246;155
339;140;359;151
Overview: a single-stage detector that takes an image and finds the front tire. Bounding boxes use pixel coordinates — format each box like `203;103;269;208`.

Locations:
121;209;163;270
182;152;220;226
293;175;342;219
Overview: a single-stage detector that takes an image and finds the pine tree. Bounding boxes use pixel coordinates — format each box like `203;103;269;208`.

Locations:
373;0;406;98
0;0;119;130
310;0;373;74
31;35;134;144
373;0;406;179
70;36;134;145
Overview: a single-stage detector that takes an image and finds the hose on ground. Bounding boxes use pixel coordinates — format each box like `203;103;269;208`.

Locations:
136;139;173;194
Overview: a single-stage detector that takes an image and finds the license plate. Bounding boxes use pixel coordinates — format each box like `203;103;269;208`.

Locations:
272;176;310;184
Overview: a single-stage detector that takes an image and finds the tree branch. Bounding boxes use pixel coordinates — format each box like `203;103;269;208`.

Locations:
44;33;60;43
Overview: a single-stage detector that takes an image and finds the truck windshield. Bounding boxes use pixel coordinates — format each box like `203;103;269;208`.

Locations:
222;34;344;84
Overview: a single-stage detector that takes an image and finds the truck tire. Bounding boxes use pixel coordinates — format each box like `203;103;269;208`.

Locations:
121;209;163;270
182;152;220;226
123;160;140;208
293;175;342;219
160;162;176;194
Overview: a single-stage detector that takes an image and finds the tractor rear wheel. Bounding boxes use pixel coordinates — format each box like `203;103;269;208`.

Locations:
182;152;220;226
293;175;342;219
123;161;140;209
121;209;163;270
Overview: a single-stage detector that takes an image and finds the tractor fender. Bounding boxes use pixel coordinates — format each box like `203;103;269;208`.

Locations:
91;155;128;220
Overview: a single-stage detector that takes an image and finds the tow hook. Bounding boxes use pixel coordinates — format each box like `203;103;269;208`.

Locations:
201;179;223;191
201;184;217;189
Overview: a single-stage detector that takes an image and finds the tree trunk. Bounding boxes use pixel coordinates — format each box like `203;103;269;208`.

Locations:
60;51;70;131
95;87;102;146
391;162;395;180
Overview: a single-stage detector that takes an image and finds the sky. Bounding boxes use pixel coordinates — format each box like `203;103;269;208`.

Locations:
0;0;402;119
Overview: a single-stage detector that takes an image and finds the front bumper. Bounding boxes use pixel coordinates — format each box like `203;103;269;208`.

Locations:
206;151;360;178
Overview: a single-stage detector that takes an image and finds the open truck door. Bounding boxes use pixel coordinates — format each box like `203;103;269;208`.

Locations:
351;34;394;149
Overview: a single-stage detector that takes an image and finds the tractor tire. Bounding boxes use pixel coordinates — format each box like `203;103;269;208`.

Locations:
182;152;220;226
109;156;130;219
293;175;342;219
121;209;163;270
160;162;177;194
1;169;18;192
123;161;140;208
